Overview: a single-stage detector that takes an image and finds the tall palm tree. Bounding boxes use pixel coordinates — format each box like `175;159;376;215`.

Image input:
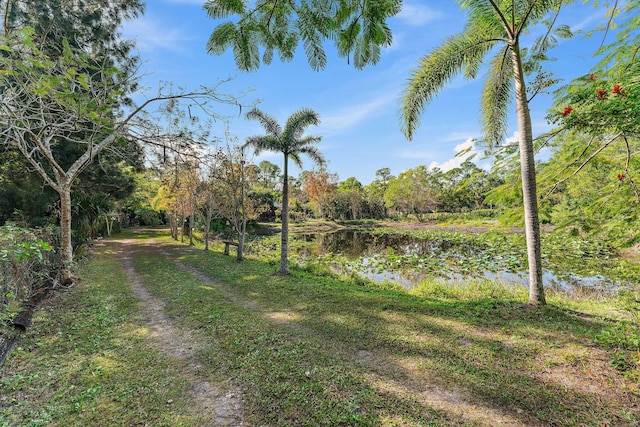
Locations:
243;108;325;274
401;0;564;305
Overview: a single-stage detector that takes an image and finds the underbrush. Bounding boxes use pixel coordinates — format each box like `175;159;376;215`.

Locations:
0;225;58;323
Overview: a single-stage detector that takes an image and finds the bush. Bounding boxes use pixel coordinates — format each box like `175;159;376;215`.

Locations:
0;225;59;322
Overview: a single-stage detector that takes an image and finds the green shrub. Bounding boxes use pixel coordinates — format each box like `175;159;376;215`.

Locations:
0;225;58;321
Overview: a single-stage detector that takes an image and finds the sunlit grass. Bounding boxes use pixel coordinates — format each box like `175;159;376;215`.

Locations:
1;242;203;427
3;228;639;426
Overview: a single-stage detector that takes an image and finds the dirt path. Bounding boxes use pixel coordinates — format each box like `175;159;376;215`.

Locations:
116;233;636;426
116;238;244;426
143;238;530;426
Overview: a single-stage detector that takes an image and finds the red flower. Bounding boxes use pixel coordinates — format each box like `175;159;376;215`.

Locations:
612;85;627;97
562;105;573;116
597;89;607;100
590;73;595;81
617;173;625;181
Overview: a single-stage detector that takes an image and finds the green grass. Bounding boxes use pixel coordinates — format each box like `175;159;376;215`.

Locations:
1;241;204;427
2;228;639;426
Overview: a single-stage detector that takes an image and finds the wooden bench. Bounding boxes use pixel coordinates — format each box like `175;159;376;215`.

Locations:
222;240;239;255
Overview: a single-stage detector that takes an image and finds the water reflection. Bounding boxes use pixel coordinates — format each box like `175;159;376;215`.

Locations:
290;230;622;292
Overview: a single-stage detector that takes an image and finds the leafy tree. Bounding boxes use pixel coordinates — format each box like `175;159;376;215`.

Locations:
208;143;268;260
385;166;439;221
0;28;237;283
204;0;401;71
302;169;338;219
364;167;395;219
243;108;325;274
399;0;572;305
199;161;224;252
122;169;164;227
547;52;640;203
258;160;282;191
337;177;364;220
437;160;502;211
540;0;640;244
539;133;639;245
375;167;393;186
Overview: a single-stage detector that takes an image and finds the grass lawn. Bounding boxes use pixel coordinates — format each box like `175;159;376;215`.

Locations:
1;228;638;426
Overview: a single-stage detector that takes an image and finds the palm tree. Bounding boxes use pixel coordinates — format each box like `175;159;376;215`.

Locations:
400;0;564;305
243;108;325;274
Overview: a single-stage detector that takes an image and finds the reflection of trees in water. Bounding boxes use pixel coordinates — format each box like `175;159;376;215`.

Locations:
303;230;480;260
287;230;623;292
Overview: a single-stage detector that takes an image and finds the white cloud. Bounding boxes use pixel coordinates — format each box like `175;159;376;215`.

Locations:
428;137;492;171
121;16;193;53
320;92;398;135
504;131;519;145
395;3;444;26
439;131;478;142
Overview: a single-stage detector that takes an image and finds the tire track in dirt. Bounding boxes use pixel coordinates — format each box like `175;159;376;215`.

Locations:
152;240;529;427
116;238;244;427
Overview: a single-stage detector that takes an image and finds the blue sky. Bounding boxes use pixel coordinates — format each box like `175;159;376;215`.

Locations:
122;0;614;185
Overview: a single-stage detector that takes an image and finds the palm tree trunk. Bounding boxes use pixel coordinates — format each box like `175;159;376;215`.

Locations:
512;44;545;305
279;153;290;274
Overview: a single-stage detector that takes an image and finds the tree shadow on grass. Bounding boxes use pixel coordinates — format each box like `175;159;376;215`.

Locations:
138;236;639;426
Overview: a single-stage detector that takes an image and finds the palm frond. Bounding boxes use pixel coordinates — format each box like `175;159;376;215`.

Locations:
289;152;304;169
513;0;563;38
400;30;494;140
283;108;320;141
297;144;326;168
481;45;513;146
203;0;245;19
242;135;280;156
244;107;323;171
246;108;282;137
461;0;504;33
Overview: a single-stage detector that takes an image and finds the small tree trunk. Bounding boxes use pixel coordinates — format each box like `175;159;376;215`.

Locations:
279;154;289;274
189;213;195;246
204;210;212;251
237;220;245;261
170;214;178;240
105;215;112;237
512;43;545;305
58;185;73;284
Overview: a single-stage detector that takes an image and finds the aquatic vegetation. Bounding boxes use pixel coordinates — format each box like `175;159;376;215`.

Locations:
245;226;640;293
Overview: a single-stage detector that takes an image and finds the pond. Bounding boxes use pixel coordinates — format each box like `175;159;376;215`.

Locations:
286;229;632;293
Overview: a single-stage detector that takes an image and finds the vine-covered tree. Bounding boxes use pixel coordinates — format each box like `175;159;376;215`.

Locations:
243;108;325;274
